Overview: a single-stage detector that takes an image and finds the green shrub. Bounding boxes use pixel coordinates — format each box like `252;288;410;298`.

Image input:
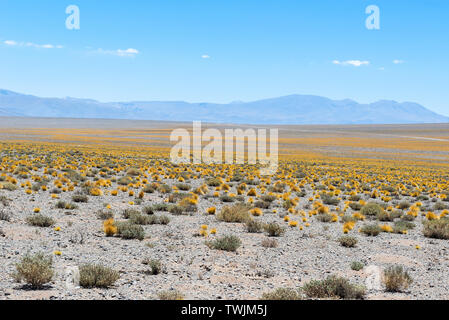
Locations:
260;288;301;300
206;178;221;187
302;275;365;300
423;218;449;239
316;213;333;223
361;203;383;217
217;204;250;223
360;224;382;236
157;184;172;194
142;206;154;215
116;222;145;240
220;195;235;203
320;193;340;206
206;235;241;252
72;194;88;203
397;201;411;210
349;202;362;211
261;195;277;203
383;266;412;292
338;236;358;247
351;261;364;271
246;219;265;233
175;183;191;191
122;208;140;219
13;252;54;288
56;201;78;210
26;214;55;227
152;203;169;212
433;202;448;211
264;222;285;237
96;209;114;220
143;185;155;193
0;210;12;222
79;264;120;288
158;289;184;300
142;258;164;275
261;238;278;248
254;201;270;209
1;182;18;191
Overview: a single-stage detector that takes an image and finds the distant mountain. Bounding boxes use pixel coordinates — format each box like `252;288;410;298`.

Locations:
0;89;447;124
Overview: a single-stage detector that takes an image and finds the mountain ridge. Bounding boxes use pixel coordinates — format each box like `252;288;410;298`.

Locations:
0;89;447;125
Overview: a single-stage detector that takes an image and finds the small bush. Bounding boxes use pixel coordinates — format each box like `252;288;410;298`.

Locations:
261;195;277;203
264;222;285;237
254;200;270;209
217;204;250;223
168;205;184;215
152;203;169;212
261;238;278;248
142;206;154;215
361;203;383;217
360;224;382;236
72;194;88;203
157;184;172;194
96;209;114;220
116;222;145;240
260;288;301;300
129;213;153;225
433;202;448;211
13;252;54;288
316;213;333;223
351;261;364;271
175;183;191;191
246;219;265;233
79;264;120;288
143;185;155;193
1;182;18;191
26;214;55;227
397;201;411;210
423;218;449;239
142;258;164;275
302;275;365;300
393;220;415;234
158;289;184;300
321;193;340;206
122;208;140;219
56;201;78;210
383;265;412;292
338;236;357;248
220;195;235;203
349;202;362;211
206;178;221;187
206;235;241;252
0;210;12;221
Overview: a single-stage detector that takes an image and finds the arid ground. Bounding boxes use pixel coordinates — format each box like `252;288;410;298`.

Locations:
1;117;449;300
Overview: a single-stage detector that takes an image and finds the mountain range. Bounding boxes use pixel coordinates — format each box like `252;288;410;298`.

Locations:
0;89;447;125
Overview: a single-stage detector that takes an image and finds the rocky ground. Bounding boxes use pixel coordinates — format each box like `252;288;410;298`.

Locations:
1;172;448;300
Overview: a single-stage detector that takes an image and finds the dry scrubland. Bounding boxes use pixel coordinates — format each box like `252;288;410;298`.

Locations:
1;119;449;300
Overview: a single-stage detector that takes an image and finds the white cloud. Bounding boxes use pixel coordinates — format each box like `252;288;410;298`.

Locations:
393;59;405;64
4;40;18;46
95;48;140;57
3;40;62;49
333;60;370;67
201;54;210;59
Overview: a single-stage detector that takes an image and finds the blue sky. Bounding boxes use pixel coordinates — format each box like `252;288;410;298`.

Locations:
0;0;448;115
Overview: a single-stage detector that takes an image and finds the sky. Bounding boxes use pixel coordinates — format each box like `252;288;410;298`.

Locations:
0;0;448;115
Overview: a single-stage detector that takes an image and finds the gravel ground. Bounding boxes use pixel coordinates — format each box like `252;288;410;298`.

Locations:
1;172;448;300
